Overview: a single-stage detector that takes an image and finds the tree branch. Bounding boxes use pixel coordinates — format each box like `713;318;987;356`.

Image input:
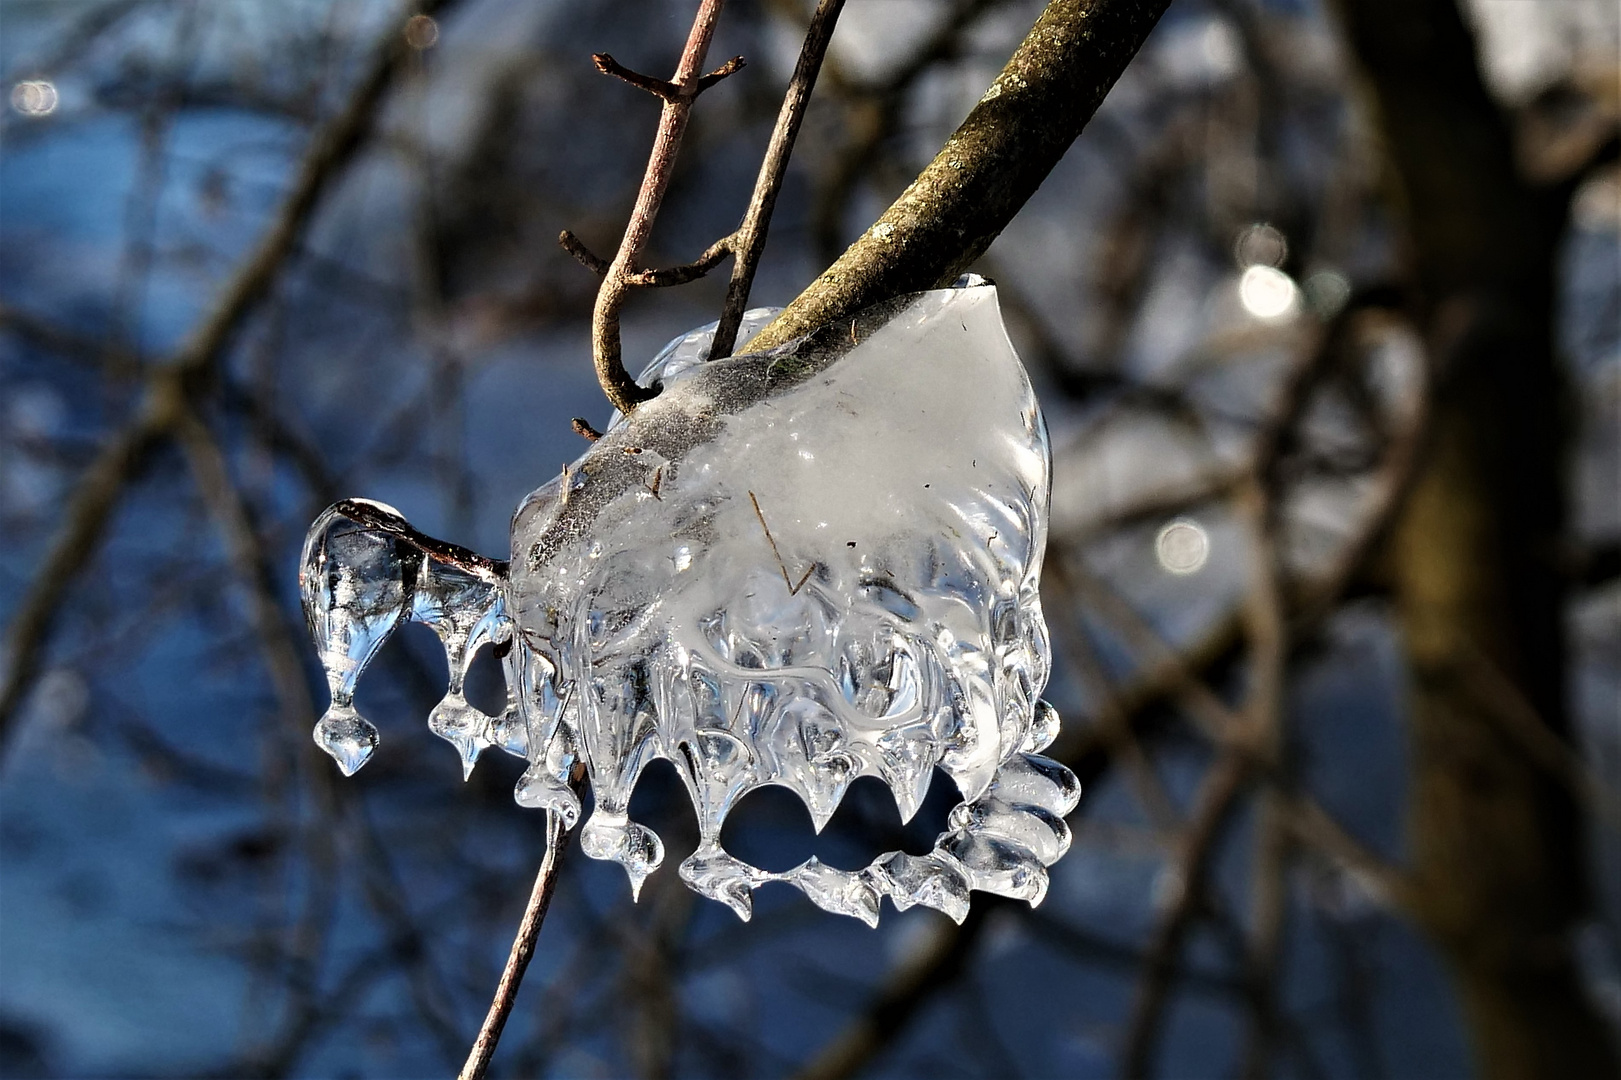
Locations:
585;0;732;414
459;801;578;1080
707;0;848;359
745;0;1172;353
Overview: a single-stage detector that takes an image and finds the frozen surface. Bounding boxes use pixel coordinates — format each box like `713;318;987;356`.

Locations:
299;285;1079;924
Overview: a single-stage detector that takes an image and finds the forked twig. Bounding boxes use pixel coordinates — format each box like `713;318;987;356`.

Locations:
580;0;739;414
749;490;815;595
564;0;848;412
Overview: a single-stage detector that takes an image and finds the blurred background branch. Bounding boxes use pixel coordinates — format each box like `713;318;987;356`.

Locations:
1;1;1617;1078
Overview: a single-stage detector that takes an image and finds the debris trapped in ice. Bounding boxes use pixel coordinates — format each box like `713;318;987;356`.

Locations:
298;282;1079;925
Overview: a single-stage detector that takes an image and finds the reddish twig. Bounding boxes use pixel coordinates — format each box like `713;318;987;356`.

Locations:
584;0;739;414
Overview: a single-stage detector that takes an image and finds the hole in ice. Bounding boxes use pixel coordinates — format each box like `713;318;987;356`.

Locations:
625;757;701;851
462;643;507;717
718;770;962;873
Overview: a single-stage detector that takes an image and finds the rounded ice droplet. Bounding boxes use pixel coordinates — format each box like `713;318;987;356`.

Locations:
514;764;581;828
580;811;664;899
1023;698;1060;753
314;705;378;776
428;693;489;779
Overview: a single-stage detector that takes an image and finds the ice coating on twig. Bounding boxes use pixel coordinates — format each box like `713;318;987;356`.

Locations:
298;285;1080;924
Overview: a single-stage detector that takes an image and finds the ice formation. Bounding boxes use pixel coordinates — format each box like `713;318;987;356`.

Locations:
299;282;1080;925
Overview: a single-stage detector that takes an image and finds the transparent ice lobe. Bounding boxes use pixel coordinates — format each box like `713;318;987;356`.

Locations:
297;284;1080;925
509;282;1076;921
299;499;511;777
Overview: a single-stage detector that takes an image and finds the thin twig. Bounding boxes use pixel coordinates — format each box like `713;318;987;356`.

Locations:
745;0;1173;354
1283;795;1410;907
586;0;738;414
707;0;848;359
748;491;814;595
1235;477;1290;1080
1120;752;1254;1079
459;803;576;1080
559;229;609;274
626;234;735;287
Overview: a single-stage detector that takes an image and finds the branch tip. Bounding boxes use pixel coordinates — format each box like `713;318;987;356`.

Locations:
559;229;608;275
592;52;680;101
696;55;746;93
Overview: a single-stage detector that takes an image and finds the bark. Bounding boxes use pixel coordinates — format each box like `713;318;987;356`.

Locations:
747;0;1172;352
1330;0;1618;1075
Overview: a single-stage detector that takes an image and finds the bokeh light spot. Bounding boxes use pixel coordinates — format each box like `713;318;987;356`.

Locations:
405;14;439;50
10;80;58;117
1155;519;1210;576
1239;264;1299;320
1234;222;1288;268
1304;269;1352;319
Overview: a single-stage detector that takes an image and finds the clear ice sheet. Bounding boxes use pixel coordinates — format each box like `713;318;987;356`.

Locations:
299;284;1080;924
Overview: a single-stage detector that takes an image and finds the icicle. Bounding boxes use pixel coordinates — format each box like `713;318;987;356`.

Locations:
298;286;1084;925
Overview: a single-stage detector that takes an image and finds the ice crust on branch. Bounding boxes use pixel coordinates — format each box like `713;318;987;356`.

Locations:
298;283;1079;925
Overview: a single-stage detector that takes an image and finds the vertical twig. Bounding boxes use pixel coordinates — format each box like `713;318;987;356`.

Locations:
1235;476;1291;1079
459;803;576;1080
707;0;847;359
590;0;735;413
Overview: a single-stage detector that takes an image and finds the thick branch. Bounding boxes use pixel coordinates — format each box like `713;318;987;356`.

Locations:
746;0;1171;353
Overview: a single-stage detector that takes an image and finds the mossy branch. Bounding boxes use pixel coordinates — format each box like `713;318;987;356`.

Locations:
746;0;1172;354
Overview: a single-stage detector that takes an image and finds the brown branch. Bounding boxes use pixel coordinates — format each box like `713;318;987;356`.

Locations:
745;0;1172;353
0;0;457;757
593;53;681;102
585;0;731;415
594;51;743;103
558;229;608;275
1120;752;1255;1079
1283;795;1411;908
707;0;848;359
696;55;747;93
793;904;993;1080
1233;477;1290;1080
625;234;734;287
571;417;604;442
459;794;579;1080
